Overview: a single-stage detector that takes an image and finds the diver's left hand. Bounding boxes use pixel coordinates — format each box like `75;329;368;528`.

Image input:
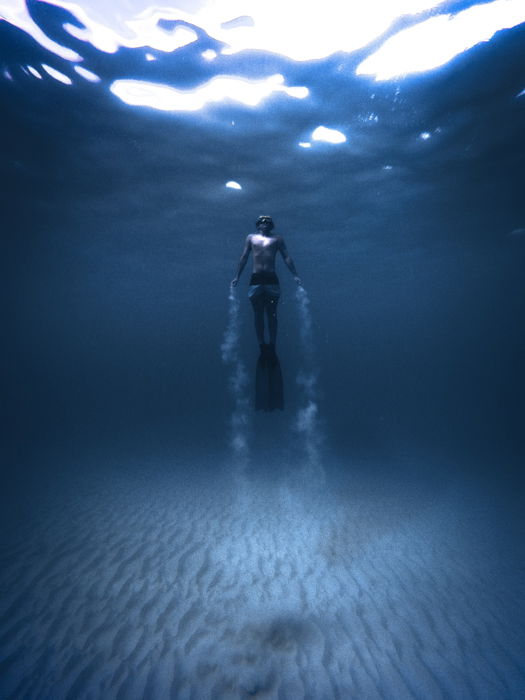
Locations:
294;276;302;286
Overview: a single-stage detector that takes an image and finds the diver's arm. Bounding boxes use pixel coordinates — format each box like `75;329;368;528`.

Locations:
231;235;252;286
278;237;301;285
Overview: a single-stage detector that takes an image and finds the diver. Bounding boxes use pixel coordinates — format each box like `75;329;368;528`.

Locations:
231;215;301;353
231;215;301;411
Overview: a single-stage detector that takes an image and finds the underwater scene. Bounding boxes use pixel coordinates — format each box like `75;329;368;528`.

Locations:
2;1;525;698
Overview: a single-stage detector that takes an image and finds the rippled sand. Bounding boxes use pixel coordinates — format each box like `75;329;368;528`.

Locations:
1;462;523;699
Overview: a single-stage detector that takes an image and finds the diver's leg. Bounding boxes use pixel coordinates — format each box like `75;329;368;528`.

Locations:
250;294;265;345
265;296;279;347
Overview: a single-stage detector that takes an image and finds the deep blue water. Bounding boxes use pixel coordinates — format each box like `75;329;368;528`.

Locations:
3;7;524;471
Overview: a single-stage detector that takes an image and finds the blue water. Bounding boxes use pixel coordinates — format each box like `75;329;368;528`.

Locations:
1;3;524;698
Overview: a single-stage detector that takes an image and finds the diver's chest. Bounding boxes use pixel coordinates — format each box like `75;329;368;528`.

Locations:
253;236;277;251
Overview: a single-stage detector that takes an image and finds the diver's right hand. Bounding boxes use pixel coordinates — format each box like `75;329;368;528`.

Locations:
231;278;238;287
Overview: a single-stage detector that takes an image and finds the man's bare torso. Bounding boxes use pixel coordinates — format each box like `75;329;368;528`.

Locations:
248;233;282;274
231;220;298;289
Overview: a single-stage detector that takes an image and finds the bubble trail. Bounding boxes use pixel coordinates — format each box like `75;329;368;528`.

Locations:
221;286;250;469
295;285;324;476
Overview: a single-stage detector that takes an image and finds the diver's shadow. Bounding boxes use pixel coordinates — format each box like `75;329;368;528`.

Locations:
255;344;284;411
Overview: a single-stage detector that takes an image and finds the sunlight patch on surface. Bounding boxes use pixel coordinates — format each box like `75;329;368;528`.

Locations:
62;8;198;54
1;0;445;61
41;64;72;84
2;0;524;85
110;74;308;111
357;0;525;80
0;0;81;61
152;0;443;61
27;66;42;79
73;65;101;82
202;49;218;61
312;126;346;144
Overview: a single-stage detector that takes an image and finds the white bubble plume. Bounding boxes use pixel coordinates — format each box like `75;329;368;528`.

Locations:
221;287;250;469
294;286;324;477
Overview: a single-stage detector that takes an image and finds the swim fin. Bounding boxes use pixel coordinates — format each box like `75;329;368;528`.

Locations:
255;343;284;411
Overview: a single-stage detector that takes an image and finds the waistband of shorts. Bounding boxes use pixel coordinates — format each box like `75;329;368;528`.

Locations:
250;272;279;285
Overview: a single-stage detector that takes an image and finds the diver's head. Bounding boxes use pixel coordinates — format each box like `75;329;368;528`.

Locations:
256;215;274;232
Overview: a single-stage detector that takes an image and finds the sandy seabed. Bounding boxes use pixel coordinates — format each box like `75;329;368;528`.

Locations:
1;459;523;700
